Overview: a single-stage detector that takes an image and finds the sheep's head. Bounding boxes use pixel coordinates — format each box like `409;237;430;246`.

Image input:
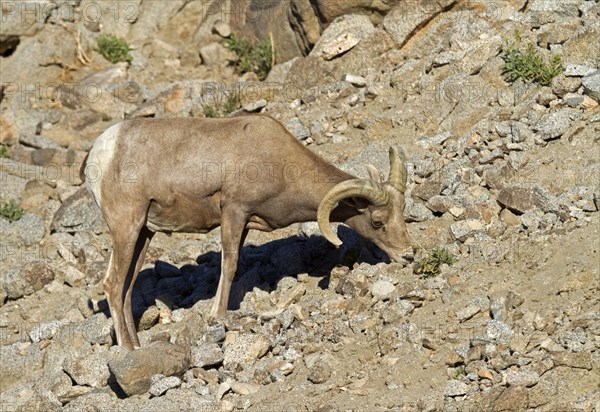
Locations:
317;147;413;263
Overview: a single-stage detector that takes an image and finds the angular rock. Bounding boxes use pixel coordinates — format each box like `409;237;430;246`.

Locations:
342;74;367;87
450;220;484;242
383;0;456;47
496;187;538;214
212;20;231;38
582;70;600;102
223;334;269;368
552;75;581;97
310;14;375;60
108;342;190;396
199;43;236;67
1;261;55;299
504;368;540;387
149;374;181;396
231;381;260;395
549;351;592;370
404;197;434;222
534;109;580;141
371;279;395;301
51;188;105;234
445;380;469;397
63;352;110;388
308;362;331;384
285;117;311;140
191;343;224;368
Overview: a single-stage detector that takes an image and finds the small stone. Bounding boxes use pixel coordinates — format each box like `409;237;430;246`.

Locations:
276;283;306;308
485;320;514;344
212;20;231;38
308;362;331;384
445;380;469;397
29;320;67;343
456;304;480;322
563;93;585;108
63;352;111;388
191;343;224;368
61;263;85;287
478;369;494;380
371;279;395;301
564;63;596;77
549;351;592;370
216;378;232;399
500;208;520;226
285;117;311;140
108;342;190;396
342;74;367;87
139;306;160;331
450;220;484;242
582;70;600;102
242;99;267;112
581;95;599;109
489;291;509;321
505;368;540;387
534;109;580;141
231;381;260;395
552;75;581;97
149;374;181;396
321;32;359;60
203;325;226;344
497;187;538;214
223;334;269;368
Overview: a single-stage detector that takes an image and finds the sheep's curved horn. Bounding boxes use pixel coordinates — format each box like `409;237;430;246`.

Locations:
388;147;407;193
317;179;389;247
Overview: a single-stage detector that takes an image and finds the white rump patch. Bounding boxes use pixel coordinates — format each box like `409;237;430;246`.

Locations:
85;122;121;206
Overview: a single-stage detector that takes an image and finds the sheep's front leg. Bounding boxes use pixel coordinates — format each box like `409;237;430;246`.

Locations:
208;209;248;323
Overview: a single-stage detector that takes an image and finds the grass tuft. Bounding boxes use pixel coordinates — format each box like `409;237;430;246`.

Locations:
225;33;273;81
501;31;562;87
415;247;457;277
0;199;25;222
97;34;133;64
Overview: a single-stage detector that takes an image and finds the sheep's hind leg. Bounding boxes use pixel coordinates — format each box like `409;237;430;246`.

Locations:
103;207;148;349
123;226;155;349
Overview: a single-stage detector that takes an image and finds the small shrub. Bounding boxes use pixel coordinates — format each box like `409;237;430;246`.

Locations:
201;93;241;118
501;31;562;86
97;34;132;64
414;247;456;277
451;365;466;379
222;93;241;115
203;105;220;118
0;144;8;158
0;199;25;222
225;33;273;81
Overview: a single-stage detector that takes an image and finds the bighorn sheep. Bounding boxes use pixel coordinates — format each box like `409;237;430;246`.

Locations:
84;116;411;349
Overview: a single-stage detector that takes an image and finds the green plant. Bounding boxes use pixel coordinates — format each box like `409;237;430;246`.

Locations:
201;93;241;118
0;199;25;222
0;144;8;158
97;34;132;64
501;31;562;86
203;105;220;118
415;247;457;277
225;33;273;80
222;93;241;115
451;365;466;379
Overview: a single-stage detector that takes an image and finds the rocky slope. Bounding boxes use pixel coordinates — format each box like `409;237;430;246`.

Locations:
1;0;599;411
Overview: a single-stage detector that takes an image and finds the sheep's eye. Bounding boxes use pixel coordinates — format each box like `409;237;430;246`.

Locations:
372;220;384;229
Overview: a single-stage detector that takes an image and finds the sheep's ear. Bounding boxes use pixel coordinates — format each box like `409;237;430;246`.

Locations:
366;164;382;182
